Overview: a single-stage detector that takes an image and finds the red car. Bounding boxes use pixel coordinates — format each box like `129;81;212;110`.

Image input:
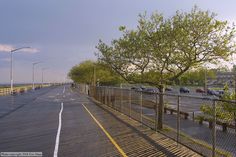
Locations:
196;88;205;93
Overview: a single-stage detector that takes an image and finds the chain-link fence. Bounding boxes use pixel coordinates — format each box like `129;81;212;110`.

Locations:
79;85;236;157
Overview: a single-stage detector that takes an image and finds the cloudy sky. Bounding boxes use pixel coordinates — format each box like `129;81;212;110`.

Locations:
0;0;236;84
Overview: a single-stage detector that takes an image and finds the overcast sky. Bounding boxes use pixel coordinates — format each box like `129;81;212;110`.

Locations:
0;0;236;84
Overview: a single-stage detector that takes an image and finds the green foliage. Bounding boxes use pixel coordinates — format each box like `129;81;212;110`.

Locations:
179;68;216;85
231;65;236;72
200;104;233;121
221;91;236;113
68;60;124;85
200;86;236;122
223;83;229;91
96;6;236;87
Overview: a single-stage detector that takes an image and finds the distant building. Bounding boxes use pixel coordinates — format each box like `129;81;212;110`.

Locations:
208;71;235;86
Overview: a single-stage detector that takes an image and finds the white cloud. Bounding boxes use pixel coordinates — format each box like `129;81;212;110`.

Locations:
22;48;39;53
0;44;13;52
0;44;39;53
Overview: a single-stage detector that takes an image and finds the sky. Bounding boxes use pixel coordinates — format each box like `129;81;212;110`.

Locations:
0;0;236;84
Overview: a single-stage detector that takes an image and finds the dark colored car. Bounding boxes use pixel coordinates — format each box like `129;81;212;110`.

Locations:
179;87;190;93
71;83;75;88
19;88;25;94
207;89;217;96
165;87;173;92
143;88;159;94
34;86;41;90
131;87;139;90
131;86;145;92
196;88;205;93
217;90;224;95
11;90;17;95
215;90;224;98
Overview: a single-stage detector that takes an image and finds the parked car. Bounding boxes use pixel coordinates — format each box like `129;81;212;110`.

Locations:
131;86;145;92
196;88;205;93
165;87;173;92
207;89;218;96
143;88;159;94
179;87;190;93
35;86;41;90
217;90;224;95
19;88;25;94
11;90;17;95
215;90;224;98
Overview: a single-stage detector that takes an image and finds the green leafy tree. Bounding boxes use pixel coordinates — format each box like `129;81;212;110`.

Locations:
68;60;124;85
97;6;235;87
221;90;236;132
96;6;236;129
200;85;236;132
179;68;216;86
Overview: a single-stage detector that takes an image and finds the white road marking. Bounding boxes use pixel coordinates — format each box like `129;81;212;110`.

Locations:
63;86;65;94
53;102;64;157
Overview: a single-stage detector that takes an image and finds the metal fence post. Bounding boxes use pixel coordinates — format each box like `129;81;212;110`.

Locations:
99;87;101;102
112;88;114;109
104;87;107;105
129;89;131;118
158;86;164;129
120;88;123;113
212;100;216;157
192;112;195;122
113;88;116;109
177;95;180;146
100;87;102;103
96;86;98;99
102;87;105;104
155;93;158;131
140;91;143;124
108;87;110;106
106;87;109;105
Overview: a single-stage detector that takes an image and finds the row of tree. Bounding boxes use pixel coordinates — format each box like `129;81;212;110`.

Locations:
68;60;124;86
69;61;217;86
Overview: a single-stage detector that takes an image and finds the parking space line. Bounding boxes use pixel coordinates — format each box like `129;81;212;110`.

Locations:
53;102;64;157
82;104;127;157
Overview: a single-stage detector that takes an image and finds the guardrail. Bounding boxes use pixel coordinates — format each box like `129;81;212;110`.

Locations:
0;85;51;96
78;85;236;157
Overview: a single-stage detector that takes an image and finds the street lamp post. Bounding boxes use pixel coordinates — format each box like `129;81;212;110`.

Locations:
10;47;30;94
41;68;48;87
32;62;42;90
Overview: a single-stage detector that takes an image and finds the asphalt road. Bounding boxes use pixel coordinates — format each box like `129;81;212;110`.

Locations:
0;85;200;157
0;86;119;157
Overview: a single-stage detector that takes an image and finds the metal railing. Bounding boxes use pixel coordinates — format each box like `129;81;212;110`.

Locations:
79;85;236;157
0;84;53;96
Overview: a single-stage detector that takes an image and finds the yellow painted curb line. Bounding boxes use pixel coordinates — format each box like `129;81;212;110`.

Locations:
82;104;128;157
